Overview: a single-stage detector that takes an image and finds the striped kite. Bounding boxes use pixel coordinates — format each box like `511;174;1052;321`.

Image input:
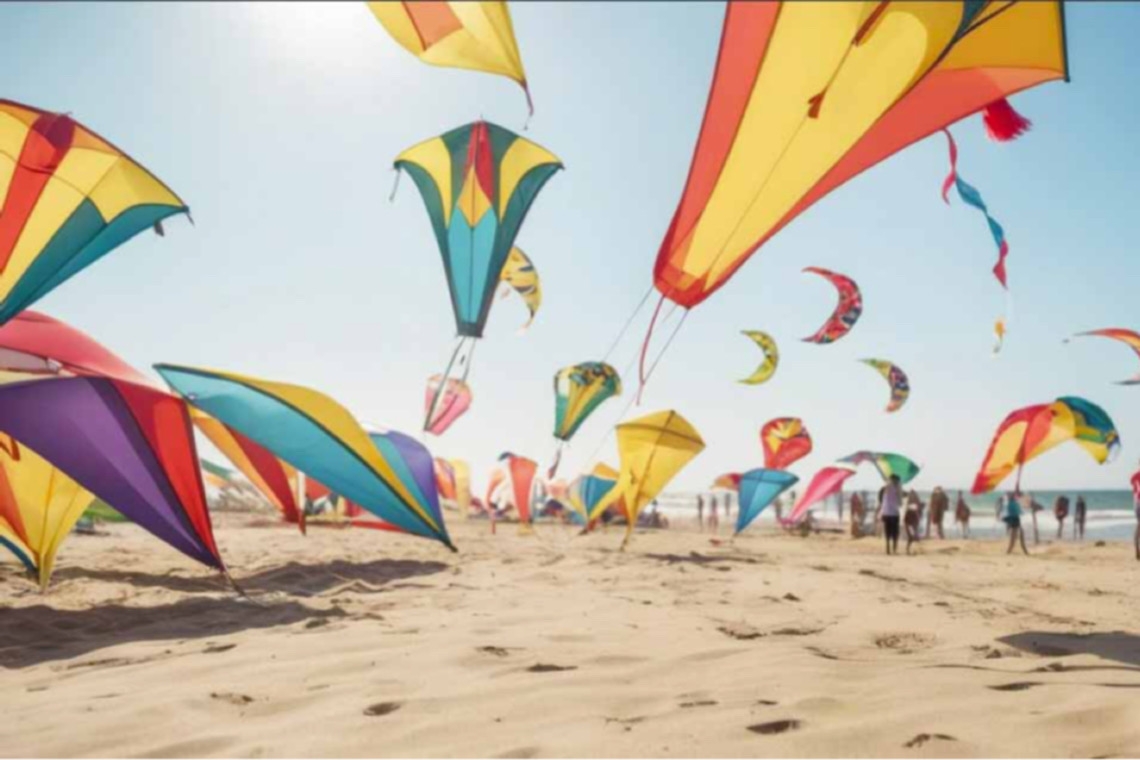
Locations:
1067;329;1140;385
0;100;188;325
802;267;862;345
424;374;472;436
498;246;541;331
861;359;909;413
550;362;621;476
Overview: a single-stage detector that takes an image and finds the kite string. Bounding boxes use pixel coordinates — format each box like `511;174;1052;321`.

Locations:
602;284;654;364
388;169;402;202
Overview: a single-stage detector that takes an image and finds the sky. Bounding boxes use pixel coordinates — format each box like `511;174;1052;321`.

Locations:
4;2;1140;494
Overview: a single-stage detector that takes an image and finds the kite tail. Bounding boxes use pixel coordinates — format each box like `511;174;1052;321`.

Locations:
637;293;667;404
522;82;535;130
388;169;402;202
983;98;1032;143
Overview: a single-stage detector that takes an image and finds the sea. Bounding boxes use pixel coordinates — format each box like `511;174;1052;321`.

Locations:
651;489;1139;541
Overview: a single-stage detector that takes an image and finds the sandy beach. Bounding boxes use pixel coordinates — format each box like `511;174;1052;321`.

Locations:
3;515;1140;758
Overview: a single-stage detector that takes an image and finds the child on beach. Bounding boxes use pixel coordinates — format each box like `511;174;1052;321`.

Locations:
955;491;971;538
880;475;902;555
1074;495;1087;541
1004;491;1029;555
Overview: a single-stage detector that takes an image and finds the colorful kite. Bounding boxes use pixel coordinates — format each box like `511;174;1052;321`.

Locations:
395;121;561;426
735;468;799;536
973;397;1121;494
838;451;921;485
802;268;862;344
861;359;909;413
739;330;778;385
650;1;1067;326
711;472;741;491
498;452;538;527
0;373;225;574
0;100;188;325
190;408;305;532
0;439;95;589
1068;329;1140;385
760;417;812;470
550;362;621;475
155;364;454;550
434;458;458;503
568;463;619;525
451;459;472;516
498;246;541;331
200;459;235;491
599;410;704;549
367;1;533;112
424;374;472;436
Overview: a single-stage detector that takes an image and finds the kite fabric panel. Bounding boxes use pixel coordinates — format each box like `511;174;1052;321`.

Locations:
711;472;741;491
801;267;862;344
0;438;95;588
653;2;1067;310
367;1;533;111
155;364;453;550
498;452;538;525
760;417;812;470
190;408;305;532
0;373;224;571
861;359;910;413
0;310;152;384
738;330;778;385
1069;329;1140;385
971;397;1119;494
498;246;541;330
735;468;798;535
394;121;562;338
0;100;188;324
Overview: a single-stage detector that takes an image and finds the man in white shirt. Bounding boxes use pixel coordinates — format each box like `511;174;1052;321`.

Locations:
879;474;902;555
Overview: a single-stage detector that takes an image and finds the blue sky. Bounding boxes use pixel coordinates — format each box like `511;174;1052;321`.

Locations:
5;2;1140;493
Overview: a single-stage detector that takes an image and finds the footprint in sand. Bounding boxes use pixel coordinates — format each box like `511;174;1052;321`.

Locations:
527;663;577;673
874;632;936;654
988;682;1042;692
211;692;254;706
203;643;236;654
905;733;957;748
747;719;802;735
363;701;402;716
679;700;718;708
478;646;511;657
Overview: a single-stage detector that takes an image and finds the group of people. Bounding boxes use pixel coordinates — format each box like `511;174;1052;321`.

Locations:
695;492;733;533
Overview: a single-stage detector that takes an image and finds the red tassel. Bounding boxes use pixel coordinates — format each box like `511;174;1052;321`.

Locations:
983;98;1031;143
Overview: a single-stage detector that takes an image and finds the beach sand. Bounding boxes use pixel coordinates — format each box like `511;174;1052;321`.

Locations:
3;515;1140;758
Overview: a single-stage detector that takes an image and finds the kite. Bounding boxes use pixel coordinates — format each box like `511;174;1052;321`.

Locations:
498;452;538;527
200;459;235;491
972;397;1120;494
0;373;225;575
155;364;454;550
861;359;909;413
434;457;458;503
358;426;445;534
0;439;95;589
802;268;862;344
550;362;621;475
498;246;541;331
646;2;1067;370
452;459;472;516
367;1;533;112
711;472;741;491
598;410;704;549
190;408;305;532
424;375;472;436
738;330;778;385
395;121;561;427
760;417;812;470
839;451;921;485
1067;329;1140;385
568;463;619;525
735;468;799;536
0;100;189;325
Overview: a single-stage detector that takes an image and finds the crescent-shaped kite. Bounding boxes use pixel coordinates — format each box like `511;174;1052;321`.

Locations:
1068;329;1140;385
739;330;779;385
861;359;909;413
802;267;862;344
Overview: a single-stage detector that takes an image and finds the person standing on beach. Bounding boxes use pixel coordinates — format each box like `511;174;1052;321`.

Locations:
1074;494;1087;541
1132;462;1140;560
1004;491;1029;555
850;492;865;537
709;494;720;535
1054;495;1070;540
929;486;949;539
904;491;922;554
955;490;971;538
880;475;902;555
725;492;734;520
696;494;705;532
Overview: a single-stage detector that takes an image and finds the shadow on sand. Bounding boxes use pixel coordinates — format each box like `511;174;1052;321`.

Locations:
1;558;448;669
999;631;1140;669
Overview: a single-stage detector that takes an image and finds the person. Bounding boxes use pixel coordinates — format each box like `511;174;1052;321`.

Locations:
955;490;971;538
929;486;949;539
1074;494;1087;541
1132;463;1140;560
1004;491;1029;555
995;494;1005;521
696;494;705;532
1025;493;1044;545
708;494;720;535
725;492;734;520
880;475;902;555
850;492;865;538
904;490;922;554
1053;495;1070;540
